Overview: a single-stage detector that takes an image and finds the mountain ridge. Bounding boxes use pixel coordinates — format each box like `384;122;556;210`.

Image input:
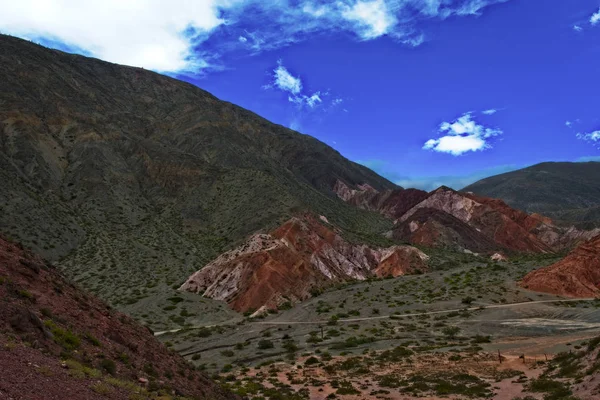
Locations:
463;161;600;228
0;34;396;327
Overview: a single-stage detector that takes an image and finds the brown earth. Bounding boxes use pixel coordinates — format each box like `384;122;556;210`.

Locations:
521;235;600;298
180;215;428;312
0;236;237;400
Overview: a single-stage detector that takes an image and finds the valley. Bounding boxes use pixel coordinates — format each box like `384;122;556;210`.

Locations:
2;34;600;400
157;252;600;399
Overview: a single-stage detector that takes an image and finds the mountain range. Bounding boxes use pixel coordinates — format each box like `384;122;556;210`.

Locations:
3;33;600;400
464;161;600;229
2;34;600;317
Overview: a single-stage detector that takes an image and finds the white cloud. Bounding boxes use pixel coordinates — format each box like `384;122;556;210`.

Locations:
591;8;600;25
305;92;322;108
573;25;583;32
0;0;230;72
340;0;397;40
273;61;302;95
268;61;336;110
566;121;572;127
482;108;497;115
423;113;503;156
453;0;510;16
577;131;600;146
0;0;513;73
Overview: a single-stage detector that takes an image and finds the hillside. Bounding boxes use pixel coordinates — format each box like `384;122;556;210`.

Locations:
181;215;428;312
521;235;600;298
463;161;600;228
0;34;396;326
0;236;237;400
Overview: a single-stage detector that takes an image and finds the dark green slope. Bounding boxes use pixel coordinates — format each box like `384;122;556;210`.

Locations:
0;35;395;327
463;161;600;228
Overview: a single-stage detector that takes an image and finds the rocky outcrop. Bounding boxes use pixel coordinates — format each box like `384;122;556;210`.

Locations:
521;236;600;298
333;180;428;220
180;216;428;312
336;181;597;255
0;236;237;400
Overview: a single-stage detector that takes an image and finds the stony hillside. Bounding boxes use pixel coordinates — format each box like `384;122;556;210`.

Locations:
463;161;600;228
0;236;237;400
521;235;600;298
335;181;599;255
181;215;428;312
0;34;396;320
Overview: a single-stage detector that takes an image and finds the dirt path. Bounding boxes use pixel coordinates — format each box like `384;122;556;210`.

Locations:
154;298;595;335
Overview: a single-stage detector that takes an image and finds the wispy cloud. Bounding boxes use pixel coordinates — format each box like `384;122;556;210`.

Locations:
268;60;337;110
423;112;503;156
482;108;498;115
340;0;397;40
591;8;600;25
573;24;583;32
273;61;302;95
577;130;600;147
0;0;513;74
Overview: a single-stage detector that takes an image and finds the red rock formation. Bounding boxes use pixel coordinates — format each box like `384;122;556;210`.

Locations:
333;180;428;220
521;235;600;298
0;236;237;400
335;182;595;255
180;216;429;312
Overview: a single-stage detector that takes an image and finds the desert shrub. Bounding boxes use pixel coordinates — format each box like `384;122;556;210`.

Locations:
100;359;117;375
257;339;274;350
305;356;319;365
43;320;80;351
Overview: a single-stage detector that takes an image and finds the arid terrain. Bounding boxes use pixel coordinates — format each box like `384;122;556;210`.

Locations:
2;34;600;400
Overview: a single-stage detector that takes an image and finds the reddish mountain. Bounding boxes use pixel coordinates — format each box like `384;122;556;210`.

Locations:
333;180;428;220
0;236;237;400
335;181;597;255
180;216;428;312
521;235;600;298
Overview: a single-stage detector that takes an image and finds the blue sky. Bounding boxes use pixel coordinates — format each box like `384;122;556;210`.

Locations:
2;0;600;190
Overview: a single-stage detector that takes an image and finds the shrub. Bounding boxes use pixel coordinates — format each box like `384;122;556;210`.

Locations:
43;320;80;351
100;359;117;375
305;357;319;365
442;326;460;339
257;339;274;350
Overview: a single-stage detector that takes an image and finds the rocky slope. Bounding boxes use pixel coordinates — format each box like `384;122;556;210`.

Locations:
180;215;428;312
0;236;237;400
0;34;396;316
336;182;599;255
521;235;600;298
464;161;600;228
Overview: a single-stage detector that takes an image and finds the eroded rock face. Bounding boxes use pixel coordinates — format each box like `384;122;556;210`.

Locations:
521;236;600;298
335;181;596;255
333;180;428;220
180;216;428;312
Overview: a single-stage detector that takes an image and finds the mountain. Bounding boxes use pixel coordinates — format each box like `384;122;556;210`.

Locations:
0;34;396;321
463;162;600;228
521;235;600;298
334;181;599;255
0;236;237;400
180;215;428;312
